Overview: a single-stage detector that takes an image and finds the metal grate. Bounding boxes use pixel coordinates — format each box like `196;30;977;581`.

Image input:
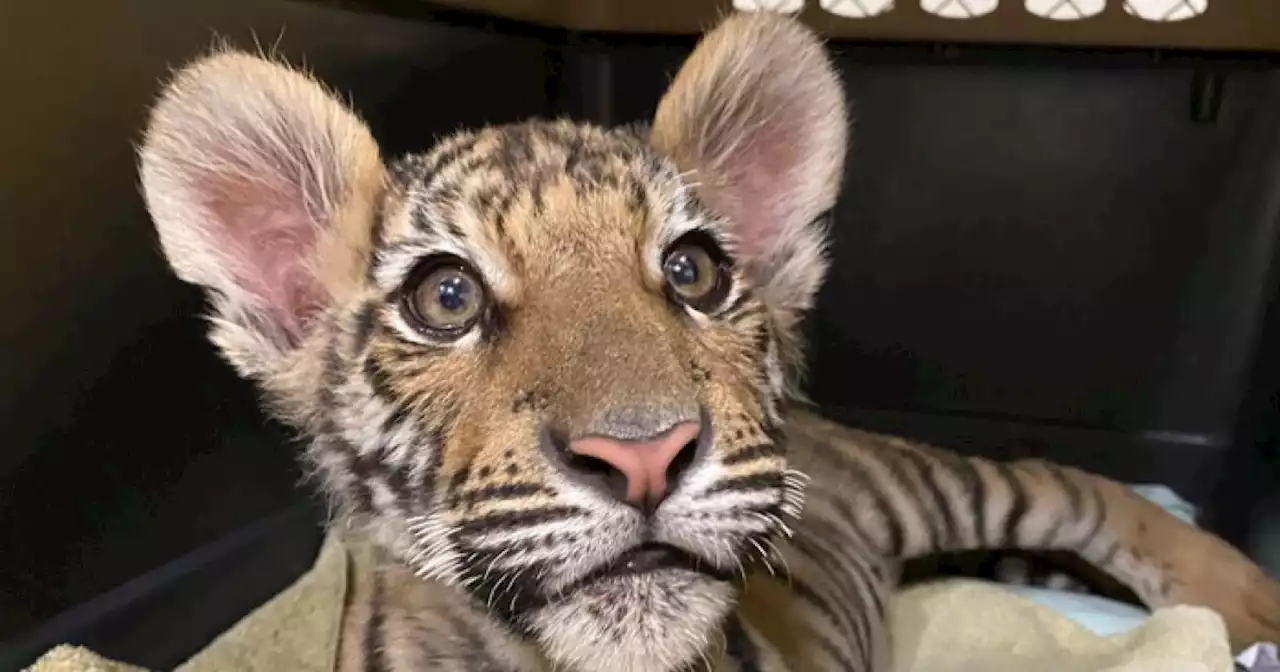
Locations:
821;0;896;19
1123;0;1209;21
1026;0;1106;20
921;0;1001;18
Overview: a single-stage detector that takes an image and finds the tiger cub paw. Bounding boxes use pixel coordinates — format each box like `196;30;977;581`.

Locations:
1217;567;1280;652
1170;543;1280;652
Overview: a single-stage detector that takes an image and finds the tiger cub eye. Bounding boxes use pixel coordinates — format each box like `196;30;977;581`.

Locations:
401;258;487;337
662;234;731;311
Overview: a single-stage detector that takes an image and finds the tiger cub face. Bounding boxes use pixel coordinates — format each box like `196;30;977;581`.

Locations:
139;12;846;672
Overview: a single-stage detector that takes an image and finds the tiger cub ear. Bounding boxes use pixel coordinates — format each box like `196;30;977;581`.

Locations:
650;12;848;326
138;50;386;381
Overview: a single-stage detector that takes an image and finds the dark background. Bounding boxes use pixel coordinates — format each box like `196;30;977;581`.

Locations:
3;0;1280;668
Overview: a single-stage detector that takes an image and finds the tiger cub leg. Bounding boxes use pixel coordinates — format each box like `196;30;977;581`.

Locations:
739;530;895;672
816;433;1280;652
336;551;546;672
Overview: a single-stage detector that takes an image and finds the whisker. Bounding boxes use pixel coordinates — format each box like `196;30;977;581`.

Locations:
747;537;775;576
484;548;512;581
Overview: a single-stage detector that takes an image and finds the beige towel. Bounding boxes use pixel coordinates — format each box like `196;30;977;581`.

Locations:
890;581;1233;672
27;532;1236;672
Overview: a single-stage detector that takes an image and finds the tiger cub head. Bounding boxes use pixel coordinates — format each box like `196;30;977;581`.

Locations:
139;11;846;671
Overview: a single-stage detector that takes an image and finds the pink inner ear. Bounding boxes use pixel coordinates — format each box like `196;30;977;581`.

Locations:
709;117;806;259
203;175;329;344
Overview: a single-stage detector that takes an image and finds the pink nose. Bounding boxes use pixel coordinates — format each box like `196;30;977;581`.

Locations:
568;421;702;508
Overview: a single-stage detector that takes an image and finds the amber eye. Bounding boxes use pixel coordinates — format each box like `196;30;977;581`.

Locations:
661;233;730;310
401;257;487;337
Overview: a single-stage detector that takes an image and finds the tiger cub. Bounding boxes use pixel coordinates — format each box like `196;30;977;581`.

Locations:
137;11;1280;671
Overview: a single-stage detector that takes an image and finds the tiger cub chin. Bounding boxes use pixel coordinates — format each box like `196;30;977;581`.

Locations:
138;10;1280;671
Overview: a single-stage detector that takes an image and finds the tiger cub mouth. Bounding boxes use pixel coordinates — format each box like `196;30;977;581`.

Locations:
584;543;731;585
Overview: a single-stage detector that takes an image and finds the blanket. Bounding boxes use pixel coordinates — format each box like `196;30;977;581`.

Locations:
26;529;1238;672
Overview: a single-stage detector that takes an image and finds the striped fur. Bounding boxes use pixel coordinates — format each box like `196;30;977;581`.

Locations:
138;11;1280;672
330;408;1280;671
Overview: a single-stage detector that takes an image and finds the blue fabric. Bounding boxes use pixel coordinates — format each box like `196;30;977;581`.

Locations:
1002;584;1150;636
